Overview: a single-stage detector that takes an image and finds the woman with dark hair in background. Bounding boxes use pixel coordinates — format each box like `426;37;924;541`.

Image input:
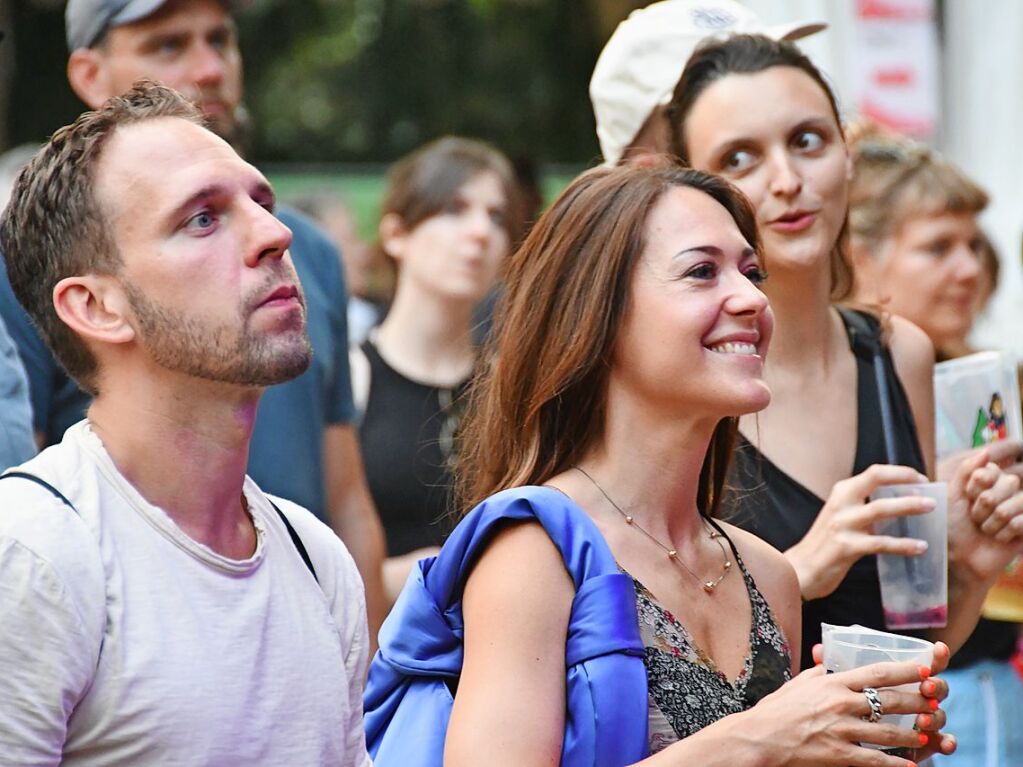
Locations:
664;33;1023;688
847;128;1023;765
365;161;951;767
351;137;516;601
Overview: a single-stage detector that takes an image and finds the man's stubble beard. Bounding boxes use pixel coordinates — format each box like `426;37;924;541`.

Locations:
122;277;312;387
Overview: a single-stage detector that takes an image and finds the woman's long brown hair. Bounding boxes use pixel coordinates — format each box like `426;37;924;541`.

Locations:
454;161;762;520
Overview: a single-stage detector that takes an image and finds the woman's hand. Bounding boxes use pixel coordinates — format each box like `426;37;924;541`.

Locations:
733;658;949;767
912;641;956;761
947;450;1023;583
808;641;957;762
786;465;935;601
937;439;1023;481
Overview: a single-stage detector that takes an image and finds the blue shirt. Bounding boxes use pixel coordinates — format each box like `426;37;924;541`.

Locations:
247;206;356;519
0;260;88;445
0;314;35;470
0;205;354;520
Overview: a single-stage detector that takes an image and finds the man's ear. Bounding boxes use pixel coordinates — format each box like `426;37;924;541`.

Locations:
378;212;407;260
67;48;113;109
53;275;136;347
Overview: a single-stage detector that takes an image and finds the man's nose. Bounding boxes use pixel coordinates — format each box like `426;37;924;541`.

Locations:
245;204;292;267
190;43;228;88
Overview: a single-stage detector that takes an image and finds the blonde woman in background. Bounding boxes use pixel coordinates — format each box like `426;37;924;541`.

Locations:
847;128;1023;766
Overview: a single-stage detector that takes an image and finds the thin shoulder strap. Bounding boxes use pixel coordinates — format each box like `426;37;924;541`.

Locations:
837;307;900;464
0;471;79;513
268;500;319;583
705;515;743;562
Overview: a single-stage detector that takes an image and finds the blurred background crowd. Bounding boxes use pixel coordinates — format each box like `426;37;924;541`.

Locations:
1;0;1022;763
3;1;1019;361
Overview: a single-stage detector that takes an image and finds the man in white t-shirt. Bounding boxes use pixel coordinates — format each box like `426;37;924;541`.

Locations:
0;82;371;765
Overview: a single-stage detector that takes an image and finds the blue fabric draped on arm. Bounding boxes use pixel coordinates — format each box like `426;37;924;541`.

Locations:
364;485;649;766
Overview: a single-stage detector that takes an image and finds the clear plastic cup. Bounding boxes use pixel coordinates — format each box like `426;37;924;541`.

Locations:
821;624;934;752
870;482;948;629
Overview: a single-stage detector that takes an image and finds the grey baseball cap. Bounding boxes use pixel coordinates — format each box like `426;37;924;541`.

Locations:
65;0;244;51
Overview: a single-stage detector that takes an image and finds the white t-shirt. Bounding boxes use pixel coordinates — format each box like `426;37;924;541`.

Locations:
0;421;372;767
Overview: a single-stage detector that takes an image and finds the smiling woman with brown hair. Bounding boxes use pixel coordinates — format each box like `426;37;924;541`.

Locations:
364;160;949;767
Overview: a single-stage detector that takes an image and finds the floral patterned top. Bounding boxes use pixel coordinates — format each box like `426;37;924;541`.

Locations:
629;540;792;754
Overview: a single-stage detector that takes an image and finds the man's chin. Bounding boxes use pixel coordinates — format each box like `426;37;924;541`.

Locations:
254;339;312;386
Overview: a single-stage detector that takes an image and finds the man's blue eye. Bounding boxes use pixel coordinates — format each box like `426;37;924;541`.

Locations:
186;211;216;231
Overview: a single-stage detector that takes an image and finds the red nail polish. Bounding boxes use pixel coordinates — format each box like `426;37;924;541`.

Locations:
919;733;929;746
919;665;931;680
929;698;939;711
907;762;918;767
922;680;936;696
919;713;932;728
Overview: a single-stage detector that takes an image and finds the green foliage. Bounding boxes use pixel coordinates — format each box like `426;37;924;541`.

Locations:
238;0;604;164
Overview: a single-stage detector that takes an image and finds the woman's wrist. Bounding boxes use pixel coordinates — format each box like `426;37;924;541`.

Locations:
784;544;821;602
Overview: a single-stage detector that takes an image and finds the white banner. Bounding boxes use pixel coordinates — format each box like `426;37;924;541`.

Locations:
852;0;940;140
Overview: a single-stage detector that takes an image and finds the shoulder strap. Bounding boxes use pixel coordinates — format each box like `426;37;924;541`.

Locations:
0;471;79;513
0;471;318;584
268;500;318;583
837;306;882;356
836;307;900;464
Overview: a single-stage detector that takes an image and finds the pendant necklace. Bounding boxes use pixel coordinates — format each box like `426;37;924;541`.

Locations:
573;465;732;593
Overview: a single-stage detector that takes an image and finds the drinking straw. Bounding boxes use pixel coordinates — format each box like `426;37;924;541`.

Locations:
873;345;925;592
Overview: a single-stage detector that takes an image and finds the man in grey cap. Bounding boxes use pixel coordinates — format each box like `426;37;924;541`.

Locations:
0;0;388;636
65;0;245;144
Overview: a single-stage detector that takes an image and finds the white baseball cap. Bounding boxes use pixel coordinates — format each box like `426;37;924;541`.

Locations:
590;0;826;166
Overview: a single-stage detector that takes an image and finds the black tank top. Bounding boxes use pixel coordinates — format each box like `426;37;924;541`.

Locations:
358;340;470;556
726;309;928;669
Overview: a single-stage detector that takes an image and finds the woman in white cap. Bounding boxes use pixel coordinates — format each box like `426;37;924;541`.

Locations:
589;0;825;167
664;32;1023;699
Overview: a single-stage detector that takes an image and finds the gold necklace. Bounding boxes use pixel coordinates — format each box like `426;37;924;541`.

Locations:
574;465;732;593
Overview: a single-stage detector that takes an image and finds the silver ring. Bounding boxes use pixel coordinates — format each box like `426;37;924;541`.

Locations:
862;687;884;723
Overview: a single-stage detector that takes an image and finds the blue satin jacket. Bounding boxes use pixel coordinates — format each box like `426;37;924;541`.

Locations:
363;485;650;766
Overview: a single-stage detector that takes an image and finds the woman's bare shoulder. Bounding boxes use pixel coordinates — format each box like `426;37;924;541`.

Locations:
462;519;575;625
888;314;935;372
717;522;795;583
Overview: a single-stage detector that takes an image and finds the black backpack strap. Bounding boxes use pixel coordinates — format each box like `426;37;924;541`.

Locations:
268;499;319;583
0;471;79;513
